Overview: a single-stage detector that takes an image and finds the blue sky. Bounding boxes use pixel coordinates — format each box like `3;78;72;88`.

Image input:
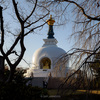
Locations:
1;0;74;68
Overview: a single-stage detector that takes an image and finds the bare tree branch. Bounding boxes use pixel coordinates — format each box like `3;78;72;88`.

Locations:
63;0;100;21
24;12;49;28
24;21;47;36
24;0;37;22
12;0;23;23
0;6;4;48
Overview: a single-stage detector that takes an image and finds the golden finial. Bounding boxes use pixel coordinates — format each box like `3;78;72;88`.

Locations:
47;15;55;25
50;15;52;19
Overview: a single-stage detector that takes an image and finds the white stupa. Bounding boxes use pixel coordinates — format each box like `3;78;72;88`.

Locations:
26;15;69;78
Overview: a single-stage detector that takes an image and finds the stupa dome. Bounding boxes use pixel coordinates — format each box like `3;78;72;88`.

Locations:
25;15;68;77
32;39;66;69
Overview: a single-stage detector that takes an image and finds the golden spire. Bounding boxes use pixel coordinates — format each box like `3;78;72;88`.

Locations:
47;15;55;25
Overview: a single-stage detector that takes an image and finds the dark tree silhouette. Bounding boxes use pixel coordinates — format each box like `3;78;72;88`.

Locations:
0;0;49;82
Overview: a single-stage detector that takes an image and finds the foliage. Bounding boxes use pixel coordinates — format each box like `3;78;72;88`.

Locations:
89;52;100;89
92;53;100;76
0;82;48;100
0;68;48;100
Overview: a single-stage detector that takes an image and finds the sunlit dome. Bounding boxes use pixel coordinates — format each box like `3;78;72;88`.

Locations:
25;15;69;78
32;39;66;69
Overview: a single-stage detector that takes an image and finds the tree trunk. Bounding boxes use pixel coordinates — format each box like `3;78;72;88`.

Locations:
6;67;16;83
0;56;4;81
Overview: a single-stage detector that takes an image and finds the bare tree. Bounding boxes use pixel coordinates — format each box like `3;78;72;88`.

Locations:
38;1;100;97
0;0;49;82
37;1;100;75
38;0;100;72
40;0;100;50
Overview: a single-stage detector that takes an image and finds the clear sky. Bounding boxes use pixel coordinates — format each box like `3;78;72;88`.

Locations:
1;0;74;68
